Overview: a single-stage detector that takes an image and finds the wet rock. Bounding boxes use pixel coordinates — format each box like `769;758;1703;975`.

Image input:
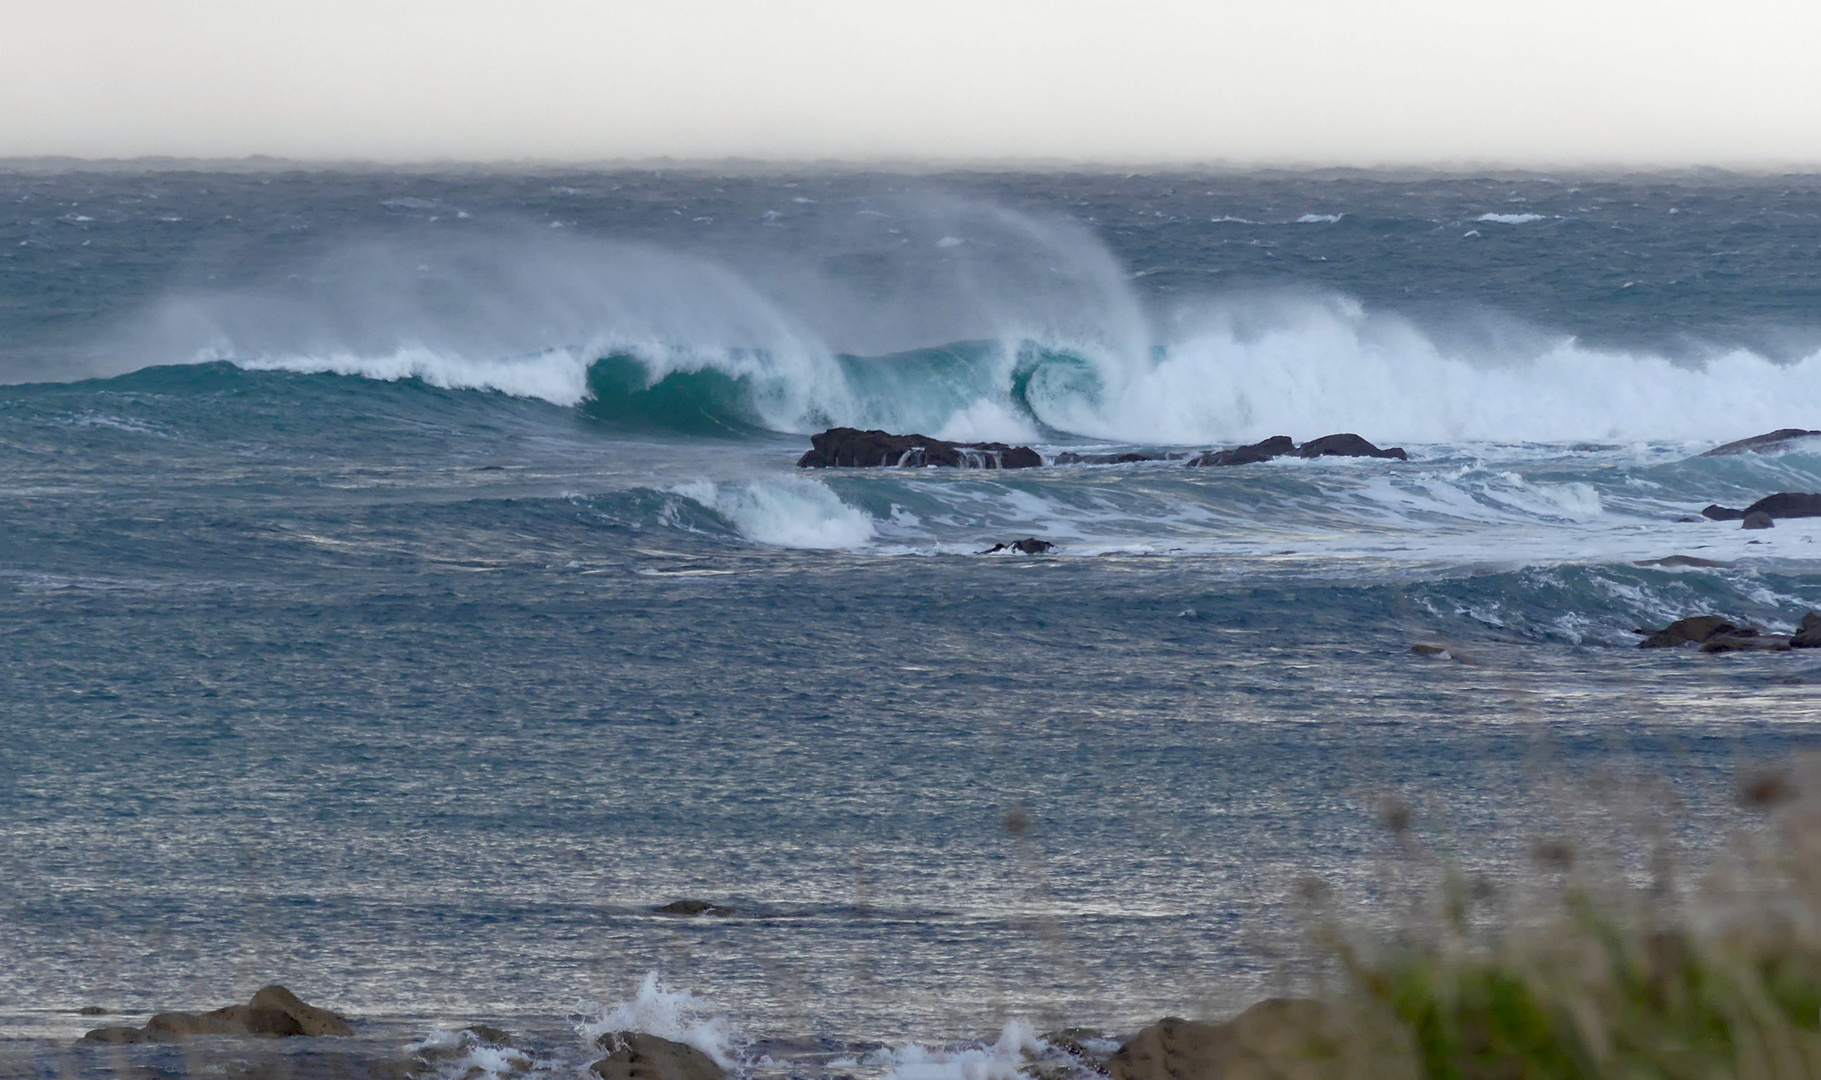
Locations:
1701;492;1821;521
1700;429;1821;456
250;983;354;1037
1635;615;1749;648
980;538;1056;555
1793;612;1821;648
79;985;349;1044
76;1006;110;1016
797;427;1041;469
1702;634;1792;653
1054;452;1165;465
1296;433;1408;460
1743;511;1775;530
1410;644;1450;657
591;1032;726;1080
654;899;736;917
1107;999;1344;1080
80;1026;148;1044
1185;436;1296;467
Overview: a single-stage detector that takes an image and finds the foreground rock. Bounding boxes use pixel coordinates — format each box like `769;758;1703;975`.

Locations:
1700;492;1821;521
797;427;1041;469
1185;433;1405;466
1107;999;1347;1080
1633;612;1821;652
980;538;1055;554
81;984;351;1043
1701;428;1821;456
591;1031;725;1080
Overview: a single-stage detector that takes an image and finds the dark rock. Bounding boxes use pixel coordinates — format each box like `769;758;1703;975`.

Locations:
76;1006;110;1016
249;984;354;1037
1703;634;1792;653
1743;511;1775;530
1296;433;1408;460
1700;429;1821;456
1702;492;1821;521
78;985;348;1044
1107;1000;1349;1080
1635;615;1748;648
1636;555;1734;568
1185;436;1295;467
980;538;1055;555
591;1032;726;1080
1410;644;1450;657
1054;452;1164;465
463;1024;516;1047
797;427;1041;469
1792;612;1821;648
80;1026;148;1044
654;899;736;917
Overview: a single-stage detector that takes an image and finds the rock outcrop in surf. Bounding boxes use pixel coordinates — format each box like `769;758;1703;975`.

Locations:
1107;999;1364;1080
80;985;351;1043
797;428;1041;469
590;1031;726;1080
1700;493;1821;521
1634;612;1821;652
1700;429;1821;456
980;538;1055;554
1185;434;1406;466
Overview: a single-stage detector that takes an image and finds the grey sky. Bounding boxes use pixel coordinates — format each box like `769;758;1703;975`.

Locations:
5;0;1819;166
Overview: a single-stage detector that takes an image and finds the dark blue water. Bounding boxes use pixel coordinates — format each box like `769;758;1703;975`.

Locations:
4;167;1821;1079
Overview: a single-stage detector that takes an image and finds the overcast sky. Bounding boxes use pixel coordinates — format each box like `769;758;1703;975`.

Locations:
5;0;1819;167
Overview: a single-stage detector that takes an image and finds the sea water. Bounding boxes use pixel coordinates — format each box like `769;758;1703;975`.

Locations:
3;166;1821;1077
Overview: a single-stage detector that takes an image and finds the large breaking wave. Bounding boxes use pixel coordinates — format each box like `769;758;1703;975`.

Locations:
119;210;1821;445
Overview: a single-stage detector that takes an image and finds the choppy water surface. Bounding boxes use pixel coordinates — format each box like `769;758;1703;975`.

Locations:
3;166;1821;1077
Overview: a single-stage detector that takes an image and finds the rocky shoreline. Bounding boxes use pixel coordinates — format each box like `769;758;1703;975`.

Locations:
795;428;1408;471
68;984;1366;1080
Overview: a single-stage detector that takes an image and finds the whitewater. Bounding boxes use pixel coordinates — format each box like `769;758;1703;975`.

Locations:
3;165;1821;1079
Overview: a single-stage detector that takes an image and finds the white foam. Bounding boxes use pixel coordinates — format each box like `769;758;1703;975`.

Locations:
408;1027;535;1080
1476;213;1546;224
1296;214;1343;223
577;973;742;1069
235;346;595;405
1022;294;1821;445
675;477;876;549
868;1021;1042;1080
933;399;1041;445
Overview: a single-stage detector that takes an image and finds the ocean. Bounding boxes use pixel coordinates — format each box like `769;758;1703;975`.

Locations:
3;165;1820;1078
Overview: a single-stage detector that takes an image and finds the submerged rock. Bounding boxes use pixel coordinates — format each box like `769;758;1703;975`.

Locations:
980;538;1055;555
79;984;350;1044
1185;436;1295;467
1054;451;1169;465
797;427;1041;469
1636;555;1734;568
1635;615;1750;648
654;899;736;917
591;1031;725;1080
1185;434;1407;466
1701;492;1821;521
1107;999;1346;1080
1295;433;1408;460
1700;429;1821;456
